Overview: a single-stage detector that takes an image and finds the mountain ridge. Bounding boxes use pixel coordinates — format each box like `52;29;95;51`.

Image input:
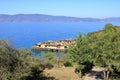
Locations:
0;14;120;22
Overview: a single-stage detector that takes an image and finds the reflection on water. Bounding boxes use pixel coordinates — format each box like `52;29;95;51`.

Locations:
32;49;66;59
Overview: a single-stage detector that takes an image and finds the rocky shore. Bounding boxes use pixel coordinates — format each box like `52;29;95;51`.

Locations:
32;39;76;52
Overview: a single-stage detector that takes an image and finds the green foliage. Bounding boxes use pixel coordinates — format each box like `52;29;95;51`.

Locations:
68;24;120;79
0;40;45;80
43;52;57;69
104;23;114;30
44;52;56;62
41;52;71;68
44;62;54;69
63;61;73;67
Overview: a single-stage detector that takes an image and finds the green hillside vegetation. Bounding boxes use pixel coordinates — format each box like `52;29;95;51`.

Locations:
0;40;56;80
68;24;120;80
1;24;120;80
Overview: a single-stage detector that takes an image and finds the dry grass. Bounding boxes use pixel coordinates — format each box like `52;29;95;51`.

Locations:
44;67;79;80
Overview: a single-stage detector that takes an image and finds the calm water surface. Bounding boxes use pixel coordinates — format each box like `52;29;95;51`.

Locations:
0;22;120;49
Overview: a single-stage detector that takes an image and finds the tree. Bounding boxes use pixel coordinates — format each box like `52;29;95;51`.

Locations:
68;24;120;80
43;52;56;69
0;40;45;80
68;34;93;78
91;24;120;80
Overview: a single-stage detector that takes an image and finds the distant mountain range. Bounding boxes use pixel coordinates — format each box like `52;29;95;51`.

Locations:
0;14;120;22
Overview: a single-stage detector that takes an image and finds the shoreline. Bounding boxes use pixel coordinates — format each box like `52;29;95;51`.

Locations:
32;39;76;52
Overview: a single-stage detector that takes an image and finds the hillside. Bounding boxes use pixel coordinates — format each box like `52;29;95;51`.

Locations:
0;14;120;22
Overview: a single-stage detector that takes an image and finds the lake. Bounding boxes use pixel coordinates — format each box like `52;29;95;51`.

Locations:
0;22;120;49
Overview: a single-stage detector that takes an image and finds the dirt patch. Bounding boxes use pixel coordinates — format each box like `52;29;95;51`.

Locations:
44;67;79;80
44;67;104;80
83;67;104;80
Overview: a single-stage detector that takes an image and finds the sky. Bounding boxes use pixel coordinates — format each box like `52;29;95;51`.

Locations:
0;0;120;18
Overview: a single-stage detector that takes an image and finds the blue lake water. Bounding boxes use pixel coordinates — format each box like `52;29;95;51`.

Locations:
0;22;120;49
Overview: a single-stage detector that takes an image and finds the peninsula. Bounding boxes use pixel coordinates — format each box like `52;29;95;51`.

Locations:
32;39;76;52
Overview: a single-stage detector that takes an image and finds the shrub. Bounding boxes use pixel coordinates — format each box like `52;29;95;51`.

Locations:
43;62;54;69
64;61;72;67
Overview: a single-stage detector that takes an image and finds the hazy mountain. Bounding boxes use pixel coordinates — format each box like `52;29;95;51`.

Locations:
0;14;120;22
102;17;120;22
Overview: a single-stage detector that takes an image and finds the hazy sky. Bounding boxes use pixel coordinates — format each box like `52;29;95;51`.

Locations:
0;0;120;18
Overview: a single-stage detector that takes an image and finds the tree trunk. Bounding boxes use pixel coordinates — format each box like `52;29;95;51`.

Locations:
79;70;83;80
79;71;82;78
103;70;109;80
0;72;4;80
103;70;106;80
106;71;109;80
0;74;3;80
